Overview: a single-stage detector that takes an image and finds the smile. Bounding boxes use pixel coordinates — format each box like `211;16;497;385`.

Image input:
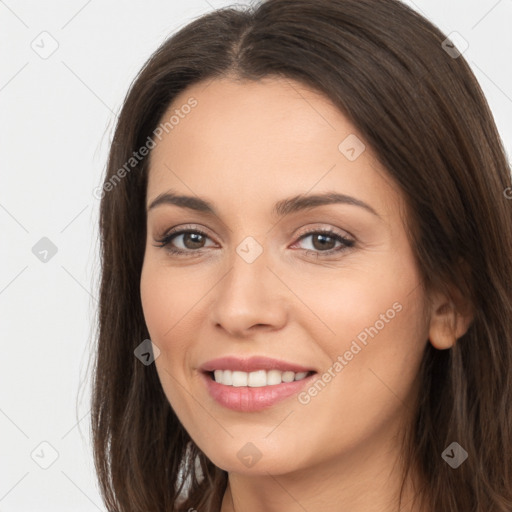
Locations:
201;371;317;412
210;369;313;387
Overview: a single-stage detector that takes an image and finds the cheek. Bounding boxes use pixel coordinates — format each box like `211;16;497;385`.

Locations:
289;282;428;462
313;279;427;412
140;263;169;339
291;249;428;404
288;257;423;348
140;260;211;388
140;263;188;387
140;262;199;417
140;261;197;342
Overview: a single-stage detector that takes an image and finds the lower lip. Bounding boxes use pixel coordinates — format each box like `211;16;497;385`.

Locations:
201;371;316;412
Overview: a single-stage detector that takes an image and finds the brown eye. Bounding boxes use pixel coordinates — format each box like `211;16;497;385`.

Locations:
153;227;216;255
180;232;207;249
294;229;355;256
311;233;337;251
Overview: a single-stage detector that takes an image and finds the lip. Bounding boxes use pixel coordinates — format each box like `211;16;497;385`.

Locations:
199;356;317;412
200;355;316;373
201;371;316;412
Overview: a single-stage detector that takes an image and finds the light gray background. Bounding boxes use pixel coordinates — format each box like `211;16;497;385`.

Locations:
1;1;511;510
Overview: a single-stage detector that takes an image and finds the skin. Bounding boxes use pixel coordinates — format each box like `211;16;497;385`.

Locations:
140;76;472;512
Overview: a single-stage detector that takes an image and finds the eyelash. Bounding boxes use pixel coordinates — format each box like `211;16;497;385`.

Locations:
153;225;355;258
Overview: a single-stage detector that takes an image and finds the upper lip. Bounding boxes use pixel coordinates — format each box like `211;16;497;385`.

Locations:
200;356;316;373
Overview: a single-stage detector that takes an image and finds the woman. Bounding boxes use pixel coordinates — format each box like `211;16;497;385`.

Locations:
91;0;512;510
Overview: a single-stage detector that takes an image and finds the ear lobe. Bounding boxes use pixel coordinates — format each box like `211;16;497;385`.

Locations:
428;289;474;350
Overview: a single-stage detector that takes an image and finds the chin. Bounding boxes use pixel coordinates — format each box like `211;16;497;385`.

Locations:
200;440;307;476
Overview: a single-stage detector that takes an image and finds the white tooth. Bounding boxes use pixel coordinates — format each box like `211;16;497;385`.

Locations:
223;369;233;385
248;370;267;387
266;369;282;385
232;371;248;387
213;369;309;387
282;371;295;383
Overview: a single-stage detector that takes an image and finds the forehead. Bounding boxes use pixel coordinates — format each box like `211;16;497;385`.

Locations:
146;77;402;223
151;76;354;163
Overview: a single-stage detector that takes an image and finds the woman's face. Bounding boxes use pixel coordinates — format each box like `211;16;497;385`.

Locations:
140;77;431;476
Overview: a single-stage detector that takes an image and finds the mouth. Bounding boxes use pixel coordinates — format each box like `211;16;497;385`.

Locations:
205;369;316;387
201;369;317;413
199;355;318;411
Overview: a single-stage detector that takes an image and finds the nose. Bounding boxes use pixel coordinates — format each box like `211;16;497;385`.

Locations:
209;244;288;338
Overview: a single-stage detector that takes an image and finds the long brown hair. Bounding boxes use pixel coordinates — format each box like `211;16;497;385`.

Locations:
91;0;512;510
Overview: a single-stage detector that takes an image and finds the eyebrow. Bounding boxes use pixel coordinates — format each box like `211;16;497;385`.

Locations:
147;190;381;219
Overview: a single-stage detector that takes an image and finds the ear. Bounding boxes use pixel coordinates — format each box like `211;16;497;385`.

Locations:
428;284;474;350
